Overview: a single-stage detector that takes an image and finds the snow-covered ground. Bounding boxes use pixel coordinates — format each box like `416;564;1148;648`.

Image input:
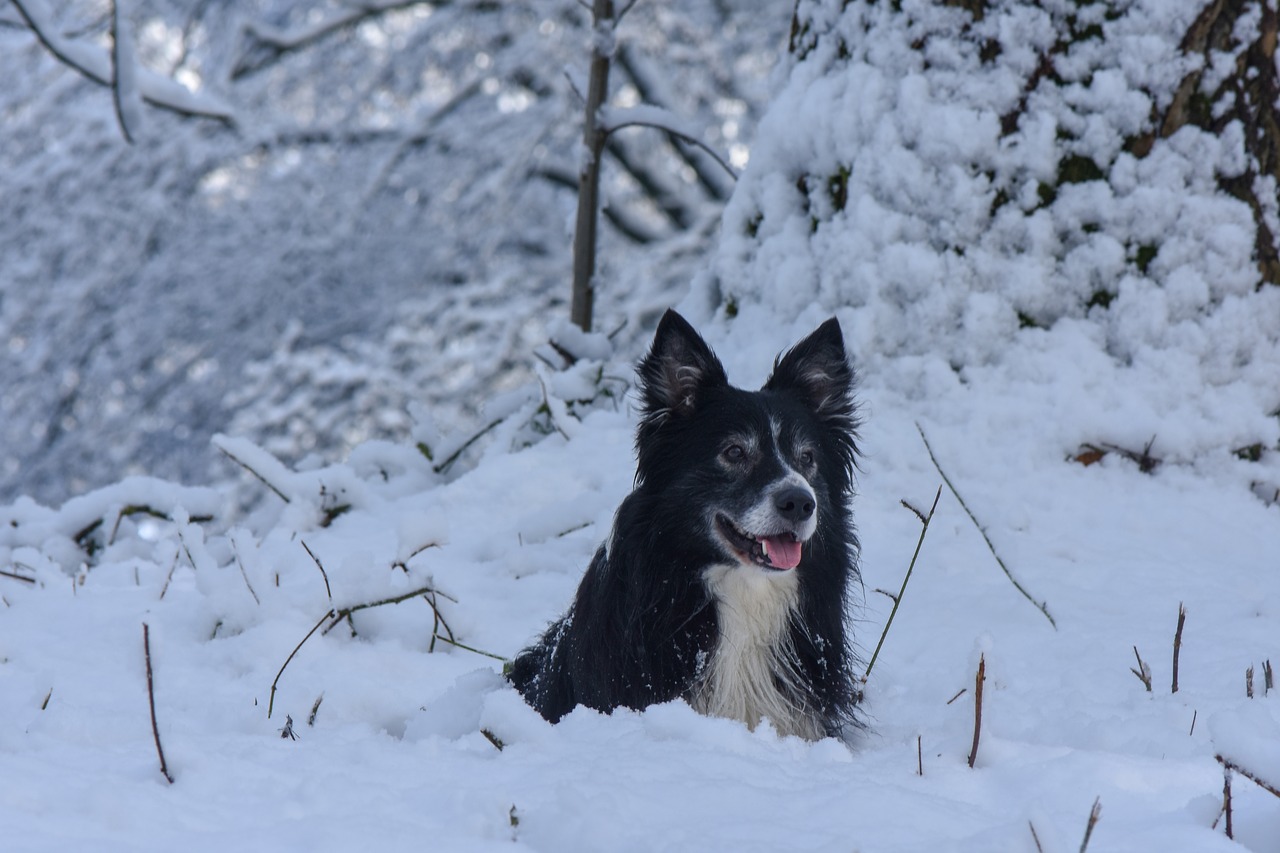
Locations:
2;330;1278;851
4;0;1280;849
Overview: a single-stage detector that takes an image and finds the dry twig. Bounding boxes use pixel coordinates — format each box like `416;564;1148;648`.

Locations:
142;623;174;784
1217;754;1280;799
1079;797;1101;852
300;540;333;602
268;609;335;720
917;424;1056;628
864;485;942;680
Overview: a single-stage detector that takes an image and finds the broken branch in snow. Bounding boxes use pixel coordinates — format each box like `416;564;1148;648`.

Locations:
1131;645;1153;692
1079;797;1102;852
1221;763;1234;839
1172;602;1185;693
967;654;985;769
1029;821;1045;853
0;568;36;585
267;609;335;720
863;485;942;681
142;623;174;784
917;423;1057;629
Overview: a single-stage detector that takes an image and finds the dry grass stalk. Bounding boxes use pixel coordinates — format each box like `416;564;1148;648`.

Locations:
1247;665;1255;699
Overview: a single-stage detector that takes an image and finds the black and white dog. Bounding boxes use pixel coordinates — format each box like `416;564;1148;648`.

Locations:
508;310;861;740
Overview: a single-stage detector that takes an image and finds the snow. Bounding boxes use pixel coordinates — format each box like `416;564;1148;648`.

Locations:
4;0;1280;850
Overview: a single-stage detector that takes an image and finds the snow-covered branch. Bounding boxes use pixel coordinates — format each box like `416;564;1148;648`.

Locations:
110;0;142;144
11;0;234;129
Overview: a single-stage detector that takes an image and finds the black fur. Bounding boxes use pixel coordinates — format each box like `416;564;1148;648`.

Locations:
507;310;861;738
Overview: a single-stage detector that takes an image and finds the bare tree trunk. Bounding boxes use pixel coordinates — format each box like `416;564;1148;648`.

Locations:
571;0;615;333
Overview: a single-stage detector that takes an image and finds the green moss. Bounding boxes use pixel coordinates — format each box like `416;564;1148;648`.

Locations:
827;165;851;212
1134;243;1158;274
724;296;739;318
1017;311;1045;329
1058;154;1105;184
1086;289;1115;310
1037;181;1057;207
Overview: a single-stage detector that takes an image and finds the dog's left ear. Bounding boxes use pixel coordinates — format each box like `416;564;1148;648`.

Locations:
764;318;855;422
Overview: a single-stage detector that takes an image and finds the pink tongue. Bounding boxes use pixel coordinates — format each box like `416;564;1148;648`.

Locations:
765;536;803;569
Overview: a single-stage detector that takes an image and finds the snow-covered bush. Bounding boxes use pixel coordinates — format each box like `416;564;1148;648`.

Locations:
699;0;1280;472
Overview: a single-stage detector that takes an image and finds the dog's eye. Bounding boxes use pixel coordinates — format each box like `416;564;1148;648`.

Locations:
799;449;815;467
722;444;747;462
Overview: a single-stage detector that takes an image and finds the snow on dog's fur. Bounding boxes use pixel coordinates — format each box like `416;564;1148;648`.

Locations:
508;310;861;739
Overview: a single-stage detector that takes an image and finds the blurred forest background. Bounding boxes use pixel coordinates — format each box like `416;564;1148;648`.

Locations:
0;0;783;505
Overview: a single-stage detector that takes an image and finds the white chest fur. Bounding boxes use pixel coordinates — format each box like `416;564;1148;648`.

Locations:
692;563;823;740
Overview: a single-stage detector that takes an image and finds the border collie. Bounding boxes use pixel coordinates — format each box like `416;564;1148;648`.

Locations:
508;310;861;740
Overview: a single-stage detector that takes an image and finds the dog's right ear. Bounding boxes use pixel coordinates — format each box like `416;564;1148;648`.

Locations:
638;310;728;420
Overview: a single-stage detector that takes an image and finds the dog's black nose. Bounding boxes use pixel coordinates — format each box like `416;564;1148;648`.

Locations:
775;486;815;523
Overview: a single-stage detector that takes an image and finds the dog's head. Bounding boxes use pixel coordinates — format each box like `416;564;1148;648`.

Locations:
633;310;858;573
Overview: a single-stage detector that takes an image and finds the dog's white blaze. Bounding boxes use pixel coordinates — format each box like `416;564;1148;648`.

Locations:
693;563;824;741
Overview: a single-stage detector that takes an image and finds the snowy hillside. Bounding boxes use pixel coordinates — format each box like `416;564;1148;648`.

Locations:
4;0;1280;850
